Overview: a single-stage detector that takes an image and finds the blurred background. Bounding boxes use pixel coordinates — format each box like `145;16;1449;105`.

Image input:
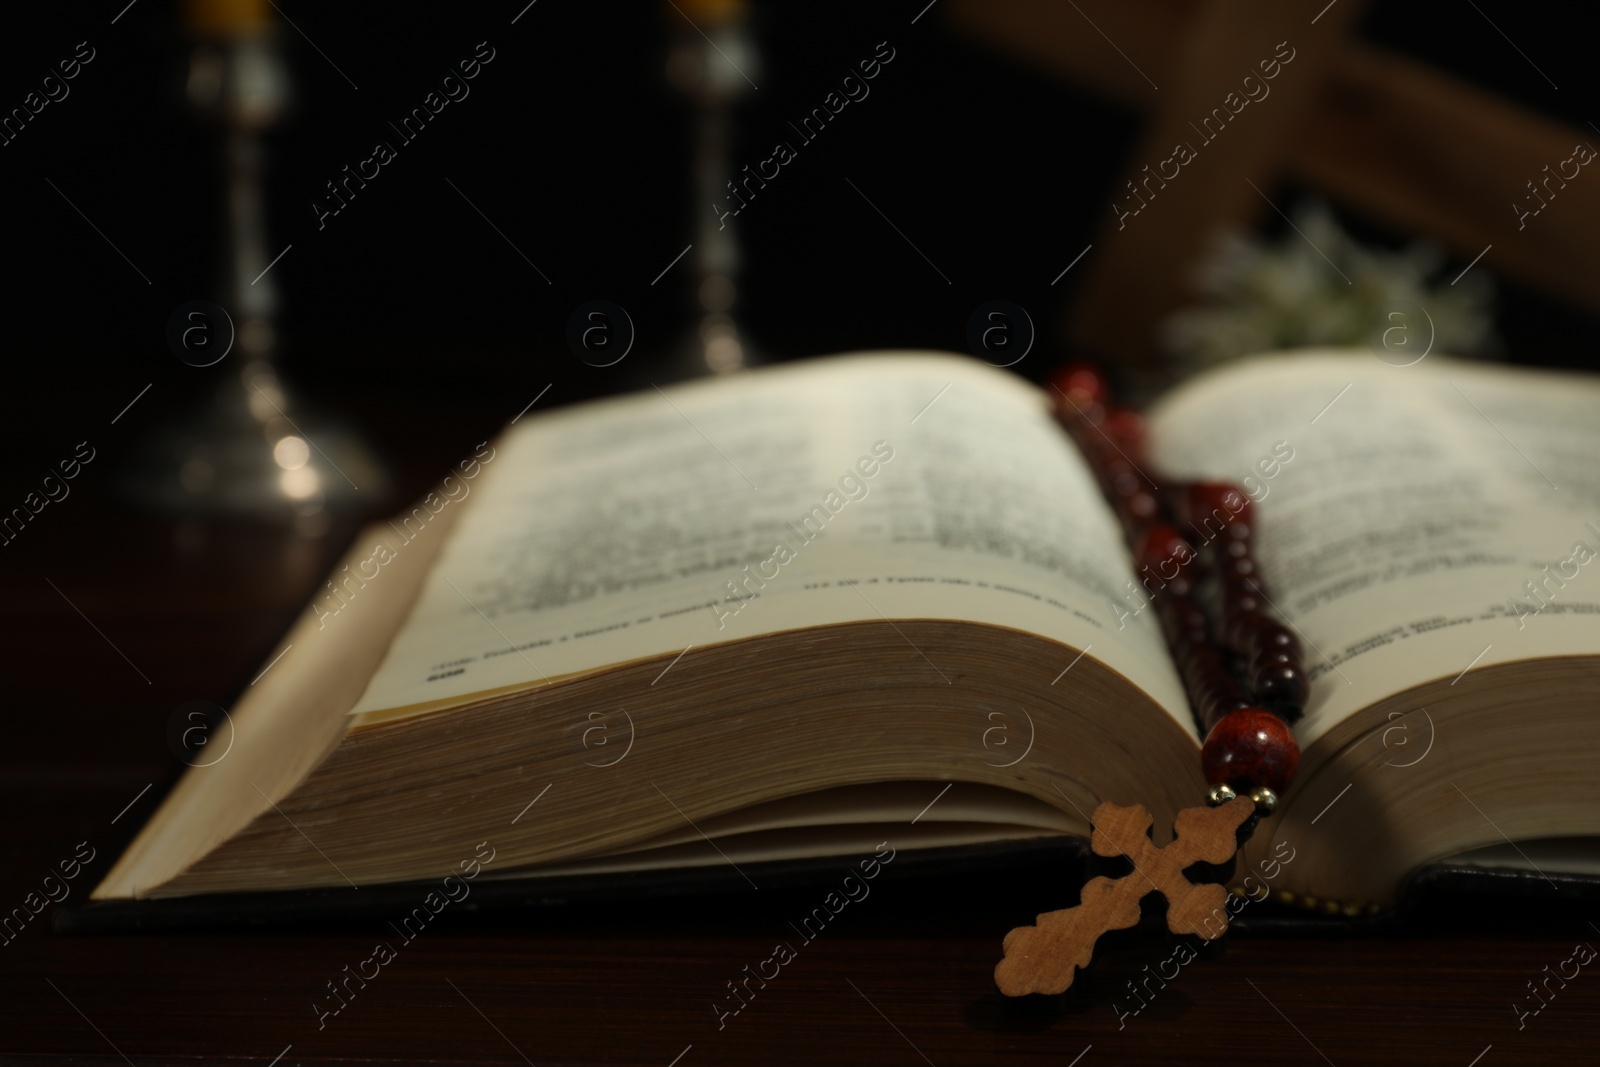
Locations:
4;1;1599;418
3;0;1600;764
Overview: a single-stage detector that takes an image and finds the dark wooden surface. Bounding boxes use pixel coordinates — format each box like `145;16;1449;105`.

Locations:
3;403;1596;1067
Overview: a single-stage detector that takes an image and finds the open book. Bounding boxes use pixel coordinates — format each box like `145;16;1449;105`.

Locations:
94;351;1600;911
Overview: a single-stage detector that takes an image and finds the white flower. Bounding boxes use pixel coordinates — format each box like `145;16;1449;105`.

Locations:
1163;200;1497;370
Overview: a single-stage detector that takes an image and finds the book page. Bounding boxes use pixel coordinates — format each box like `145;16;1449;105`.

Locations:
1147;349;1600;745
349;352;1189;728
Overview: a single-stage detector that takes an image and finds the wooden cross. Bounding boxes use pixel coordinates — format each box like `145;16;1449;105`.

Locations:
995;797;1256;997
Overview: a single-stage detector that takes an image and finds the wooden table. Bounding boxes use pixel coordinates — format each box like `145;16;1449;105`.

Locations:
2;402;1593;1066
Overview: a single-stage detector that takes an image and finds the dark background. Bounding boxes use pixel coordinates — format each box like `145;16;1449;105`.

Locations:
2;0;1598;442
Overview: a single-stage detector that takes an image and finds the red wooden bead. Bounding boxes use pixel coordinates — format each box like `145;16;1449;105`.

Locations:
1224;591;1262;617
1160;485;1188;517
1220;572;1259;597
1180;649;1225;684
1221;611;1262;652
1200;707;1299;793
1165;597;1207;631
1103;408;1147;454
1199;690;1253;729
1221;555;1256;579
1120;489;1158;511
1052;362;1109;409
1056;395;1105;426
1184;482;1252;535
1254;662;1309;712
1106;464;1142;498
1254;623;1301;659
1116;488;1160;526
1250;648;1295;677
1075;400;1108;425
1136;523;1196;581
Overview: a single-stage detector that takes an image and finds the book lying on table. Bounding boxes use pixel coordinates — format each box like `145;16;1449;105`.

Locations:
90;350;1600;917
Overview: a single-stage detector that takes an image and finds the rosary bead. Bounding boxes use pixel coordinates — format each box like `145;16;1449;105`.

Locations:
1221;572;1259;595
1220;555;1256;580
1052;362;1109;408
1160;485;1191;521
1200;690;1253;730
1111;473;1146;498
1045;359;1311;788
1117;488;1161;526
1108;467;1142;498
1182;646;1226;680
1100;454;1139;495
1184;658;1234;696
1088;437;1122;463
1224;618;1260;653
1170;633;1212;672
1159;595;1207;631
1249;648;1295;677
1136;523;1196;580
1184;482;1252;533
1221;579;1261;606
1103;408;1147;456
1253;622;1301;659
1059;395;1106;427
1253;662;1309;714
1200;707;1299;793
1221;610;1271;652
1149;582;1193;630
1224;593;1263;621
